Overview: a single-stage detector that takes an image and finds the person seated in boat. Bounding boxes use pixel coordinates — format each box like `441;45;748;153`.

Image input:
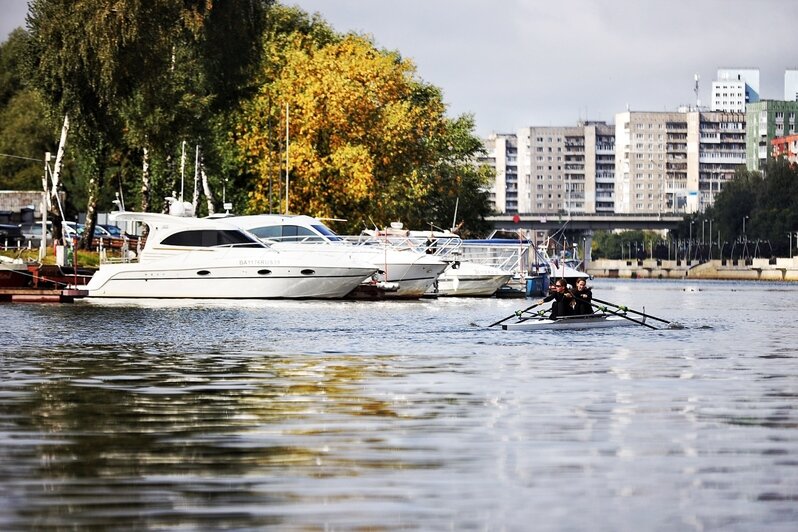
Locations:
538;278;572;319
570;278;594;315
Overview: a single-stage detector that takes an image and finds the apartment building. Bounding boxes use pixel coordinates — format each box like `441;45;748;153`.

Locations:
711;68;760;112
514;121;614;215
745;100;798;171
697;111;747;211
615;110;745;214
771;134;798;164
482;133;517;213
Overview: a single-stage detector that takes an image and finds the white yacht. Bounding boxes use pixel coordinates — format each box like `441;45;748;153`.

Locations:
226;215;449;299
85;212;377;299
433;259;513;297
357;226;514;297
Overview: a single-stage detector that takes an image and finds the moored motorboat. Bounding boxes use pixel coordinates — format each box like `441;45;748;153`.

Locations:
432;260;513;297
501;313;639;331
0;257;33;288
226;214;448;299
86;212;377;299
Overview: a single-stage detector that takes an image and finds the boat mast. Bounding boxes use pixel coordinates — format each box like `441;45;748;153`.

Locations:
285;103;290;214
179;140;186;203
451;197;459;232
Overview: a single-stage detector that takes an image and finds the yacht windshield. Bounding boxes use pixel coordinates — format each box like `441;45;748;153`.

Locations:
312;224;342;242
250;224;330;243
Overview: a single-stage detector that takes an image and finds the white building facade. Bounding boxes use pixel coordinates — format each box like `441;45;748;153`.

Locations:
711;68;760;112
785;69;798;101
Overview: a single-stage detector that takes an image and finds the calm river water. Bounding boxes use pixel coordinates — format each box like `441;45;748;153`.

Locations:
1;279;797;530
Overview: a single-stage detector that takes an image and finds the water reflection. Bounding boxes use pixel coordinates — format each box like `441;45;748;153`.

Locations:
1;280;798;529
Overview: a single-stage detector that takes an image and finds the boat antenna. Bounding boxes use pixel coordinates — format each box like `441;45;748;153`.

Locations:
117;174;125;211
179;140;186;202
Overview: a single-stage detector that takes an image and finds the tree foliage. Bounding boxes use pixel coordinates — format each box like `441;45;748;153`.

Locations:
679;159;798;257
591;230;663;260
238;31;493;234
4;1;493;241
25;0;270;246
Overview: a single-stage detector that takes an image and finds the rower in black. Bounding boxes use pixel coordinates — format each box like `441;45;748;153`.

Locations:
538;279;572;319
571;278;594;315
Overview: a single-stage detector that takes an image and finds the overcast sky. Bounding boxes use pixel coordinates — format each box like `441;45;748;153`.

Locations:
4;0;798;136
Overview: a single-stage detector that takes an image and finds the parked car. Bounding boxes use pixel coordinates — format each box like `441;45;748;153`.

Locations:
0;224;25;248
19;222;53;247
99;224;139;243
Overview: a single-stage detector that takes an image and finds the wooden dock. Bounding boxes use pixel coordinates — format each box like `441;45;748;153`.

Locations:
0;287;88;303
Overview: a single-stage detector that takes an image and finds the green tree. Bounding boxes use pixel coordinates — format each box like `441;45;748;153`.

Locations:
421;114;495;237
26;0;271;247
750;158;798;256
0;28;28;108
0;90;58;190
709;166;758;246
591;230;663;260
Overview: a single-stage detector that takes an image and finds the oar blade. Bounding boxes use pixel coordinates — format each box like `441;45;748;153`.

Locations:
487;301;544;327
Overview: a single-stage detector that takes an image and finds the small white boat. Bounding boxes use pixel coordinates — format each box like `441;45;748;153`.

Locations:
433;260;512;297
86;212;378;299
501;313;639;331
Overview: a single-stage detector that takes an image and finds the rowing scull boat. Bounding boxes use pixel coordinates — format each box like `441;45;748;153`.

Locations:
501;313;640;331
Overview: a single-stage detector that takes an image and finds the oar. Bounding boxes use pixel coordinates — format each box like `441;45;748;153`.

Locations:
590;301;659;330
488;300;545;327
591;296;671;325
516;309;548;323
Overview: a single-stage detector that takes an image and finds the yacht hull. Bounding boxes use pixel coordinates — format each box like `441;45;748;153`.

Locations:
272;244;447;299
87;264;372;299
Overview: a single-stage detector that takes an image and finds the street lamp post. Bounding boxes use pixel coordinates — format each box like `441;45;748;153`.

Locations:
709;218;712;260
743;215;749;242
688;221;694;262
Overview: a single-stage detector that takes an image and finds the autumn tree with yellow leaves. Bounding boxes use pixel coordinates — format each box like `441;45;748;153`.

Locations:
237;26;493;234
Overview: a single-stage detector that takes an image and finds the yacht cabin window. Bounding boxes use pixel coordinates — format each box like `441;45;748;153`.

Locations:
161;229;263;247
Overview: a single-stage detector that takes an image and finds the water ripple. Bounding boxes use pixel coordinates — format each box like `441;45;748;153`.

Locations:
1;279;797;530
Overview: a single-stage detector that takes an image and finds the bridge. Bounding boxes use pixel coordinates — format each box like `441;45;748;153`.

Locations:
487;213;685;233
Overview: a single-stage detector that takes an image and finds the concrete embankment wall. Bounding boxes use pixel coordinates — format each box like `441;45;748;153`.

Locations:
586;258;798;282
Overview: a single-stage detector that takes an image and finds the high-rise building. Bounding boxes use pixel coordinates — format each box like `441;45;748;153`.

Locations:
515;122;614;215
711;68;760;112
746;100;798;171
590;124;616;213
785;70;798;101
482;133;517;213
697;111;747;211
615;110;745;214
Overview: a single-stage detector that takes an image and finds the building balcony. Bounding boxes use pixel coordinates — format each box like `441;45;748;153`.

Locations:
699;154;746;164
